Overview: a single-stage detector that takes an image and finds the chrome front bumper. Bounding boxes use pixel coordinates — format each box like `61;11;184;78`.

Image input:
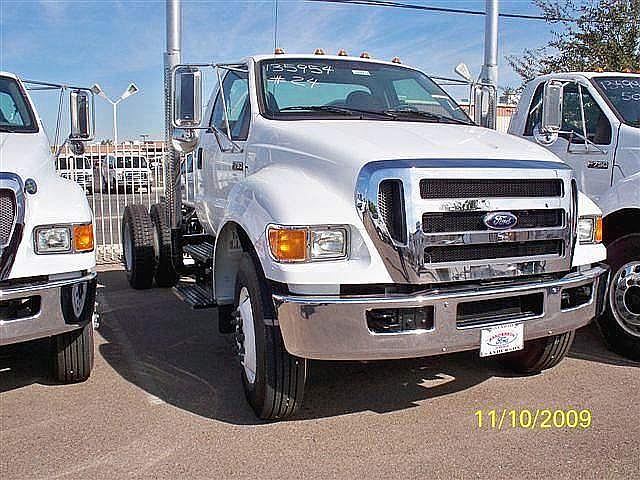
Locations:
274;265;609;360
0;272;96;346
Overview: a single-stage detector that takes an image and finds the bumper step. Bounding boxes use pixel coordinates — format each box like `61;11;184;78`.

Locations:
183;242;214;265
173;281;216;309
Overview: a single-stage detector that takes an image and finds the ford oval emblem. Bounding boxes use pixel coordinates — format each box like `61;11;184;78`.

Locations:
483;211;518;230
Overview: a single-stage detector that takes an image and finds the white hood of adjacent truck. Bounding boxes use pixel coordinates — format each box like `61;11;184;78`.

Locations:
0;131;54;177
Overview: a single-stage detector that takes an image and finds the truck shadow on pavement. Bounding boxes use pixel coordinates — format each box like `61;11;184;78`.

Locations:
2;270;637;423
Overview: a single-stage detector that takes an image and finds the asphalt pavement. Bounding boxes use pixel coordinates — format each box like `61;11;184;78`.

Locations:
1;269;638;479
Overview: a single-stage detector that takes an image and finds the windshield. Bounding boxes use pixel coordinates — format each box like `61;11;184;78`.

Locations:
259;58;471;124
114;156;148;168
0;76;38;133
592;76;640;127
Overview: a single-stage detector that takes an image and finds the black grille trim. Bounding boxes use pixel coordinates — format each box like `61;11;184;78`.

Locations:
424;240;564;263
0;189;16;246
378;180;406;243
422;209;564;234
420;179;563;199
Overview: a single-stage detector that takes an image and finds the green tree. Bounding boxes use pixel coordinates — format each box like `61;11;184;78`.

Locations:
507;0;640;84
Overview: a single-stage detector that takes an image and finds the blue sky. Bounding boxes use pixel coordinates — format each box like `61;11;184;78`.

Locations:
1;0;556;141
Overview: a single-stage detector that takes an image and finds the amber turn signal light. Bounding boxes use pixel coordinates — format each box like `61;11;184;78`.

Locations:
594;216;603;243
73;224;94;252
268;227;307;262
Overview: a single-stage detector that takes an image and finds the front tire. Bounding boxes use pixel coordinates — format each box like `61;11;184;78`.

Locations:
498;331;575;374
122;204;155;289
149;203;179;287
53;279;97;383
234;253;307;420
596;234;640;360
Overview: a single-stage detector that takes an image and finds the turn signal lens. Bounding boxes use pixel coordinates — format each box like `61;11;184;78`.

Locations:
268;228;307;262
73;224;94;252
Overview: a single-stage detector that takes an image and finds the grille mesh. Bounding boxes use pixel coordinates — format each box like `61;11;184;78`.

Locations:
0;190;16;246
377;180;406;243
424;240;563;263
420;179;563;199
422;209;564;233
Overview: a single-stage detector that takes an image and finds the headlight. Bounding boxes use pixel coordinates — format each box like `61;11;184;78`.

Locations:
267;225;348;262
34;223;94;254
578;215;603;244
35;226;71;253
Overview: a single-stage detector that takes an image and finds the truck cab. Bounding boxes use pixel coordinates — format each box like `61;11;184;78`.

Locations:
509;72;640;360
0;72;97;382
56;155;94;195
123;54;609;419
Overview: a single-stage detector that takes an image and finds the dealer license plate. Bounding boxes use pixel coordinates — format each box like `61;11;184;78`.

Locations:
480;322;524;357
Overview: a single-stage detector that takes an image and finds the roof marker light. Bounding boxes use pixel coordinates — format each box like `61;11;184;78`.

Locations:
337;49;348;56
314;48;326;55
360;52;371;59
391;56;402;64
274;47;285;55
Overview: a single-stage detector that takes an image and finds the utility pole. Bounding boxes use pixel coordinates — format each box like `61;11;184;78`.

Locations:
479;0;499;129
165;0;182;237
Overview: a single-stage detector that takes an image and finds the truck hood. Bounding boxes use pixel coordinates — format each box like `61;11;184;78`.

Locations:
0;132;54;178
254;119;564;168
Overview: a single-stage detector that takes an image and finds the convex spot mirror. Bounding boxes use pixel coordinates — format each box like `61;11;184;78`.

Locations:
541;80;564;133
69;90;94;141
173;67;202;128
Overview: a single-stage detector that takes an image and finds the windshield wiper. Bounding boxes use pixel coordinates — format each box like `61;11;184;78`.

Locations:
384;108;473;125
279;105;395;119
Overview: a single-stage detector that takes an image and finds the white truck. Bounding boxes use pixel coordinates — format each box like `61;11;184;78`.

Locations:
122;51;609;419
0;72;97;382
509;72;639;360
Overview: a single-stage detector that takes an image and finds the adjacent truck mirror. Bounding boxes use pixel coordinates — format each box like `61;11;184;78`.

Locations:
69;90;94;141
173;67;202;128
541;80;564;133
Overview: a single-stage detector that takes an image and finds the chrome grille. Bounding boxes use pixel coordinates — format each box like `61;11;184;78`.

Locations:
0;189;16;247
356;159;576;284
420;178;563;199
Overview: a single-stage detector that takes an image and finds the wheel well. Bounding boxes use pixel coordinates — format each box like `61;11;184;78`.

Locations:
603;208;640;246
213;222;256;306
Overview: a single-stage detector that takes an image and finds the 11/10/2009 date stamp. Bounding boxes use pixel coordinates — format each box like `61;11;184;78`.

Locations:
475;409;592;430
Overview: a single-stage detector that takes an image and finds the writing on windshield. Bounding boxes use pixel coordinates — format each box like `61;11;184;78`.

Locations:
593;77;640;126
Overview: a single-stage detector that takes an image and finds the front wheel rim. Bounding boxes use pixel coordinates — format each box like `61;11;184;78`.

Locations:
71;282;87;317
237;287;257;385
610;261;640;338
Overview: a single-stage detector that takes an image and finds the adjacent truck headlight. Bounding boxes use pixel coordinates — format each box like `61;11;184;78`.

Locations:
268;225;348;262
34;224;94;254
578;215;603;244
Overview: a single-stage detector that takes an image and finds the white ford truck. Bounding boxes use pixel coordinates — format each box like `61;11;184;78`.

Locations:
509;72;639;360
0;72;97;382
123;53;609;419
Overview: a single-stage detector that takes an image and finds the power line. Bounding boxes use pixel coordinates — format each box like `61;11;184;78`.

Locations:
307;0;632;24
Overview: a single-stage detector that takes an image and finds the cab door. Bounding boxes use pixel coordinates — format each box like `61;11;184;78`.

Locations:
201;68;251;233
524;81;618;203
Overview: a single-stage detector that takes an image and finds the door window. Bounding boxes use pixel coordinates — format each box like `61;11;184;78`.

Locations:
211;70;251;141
560;83;611;145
